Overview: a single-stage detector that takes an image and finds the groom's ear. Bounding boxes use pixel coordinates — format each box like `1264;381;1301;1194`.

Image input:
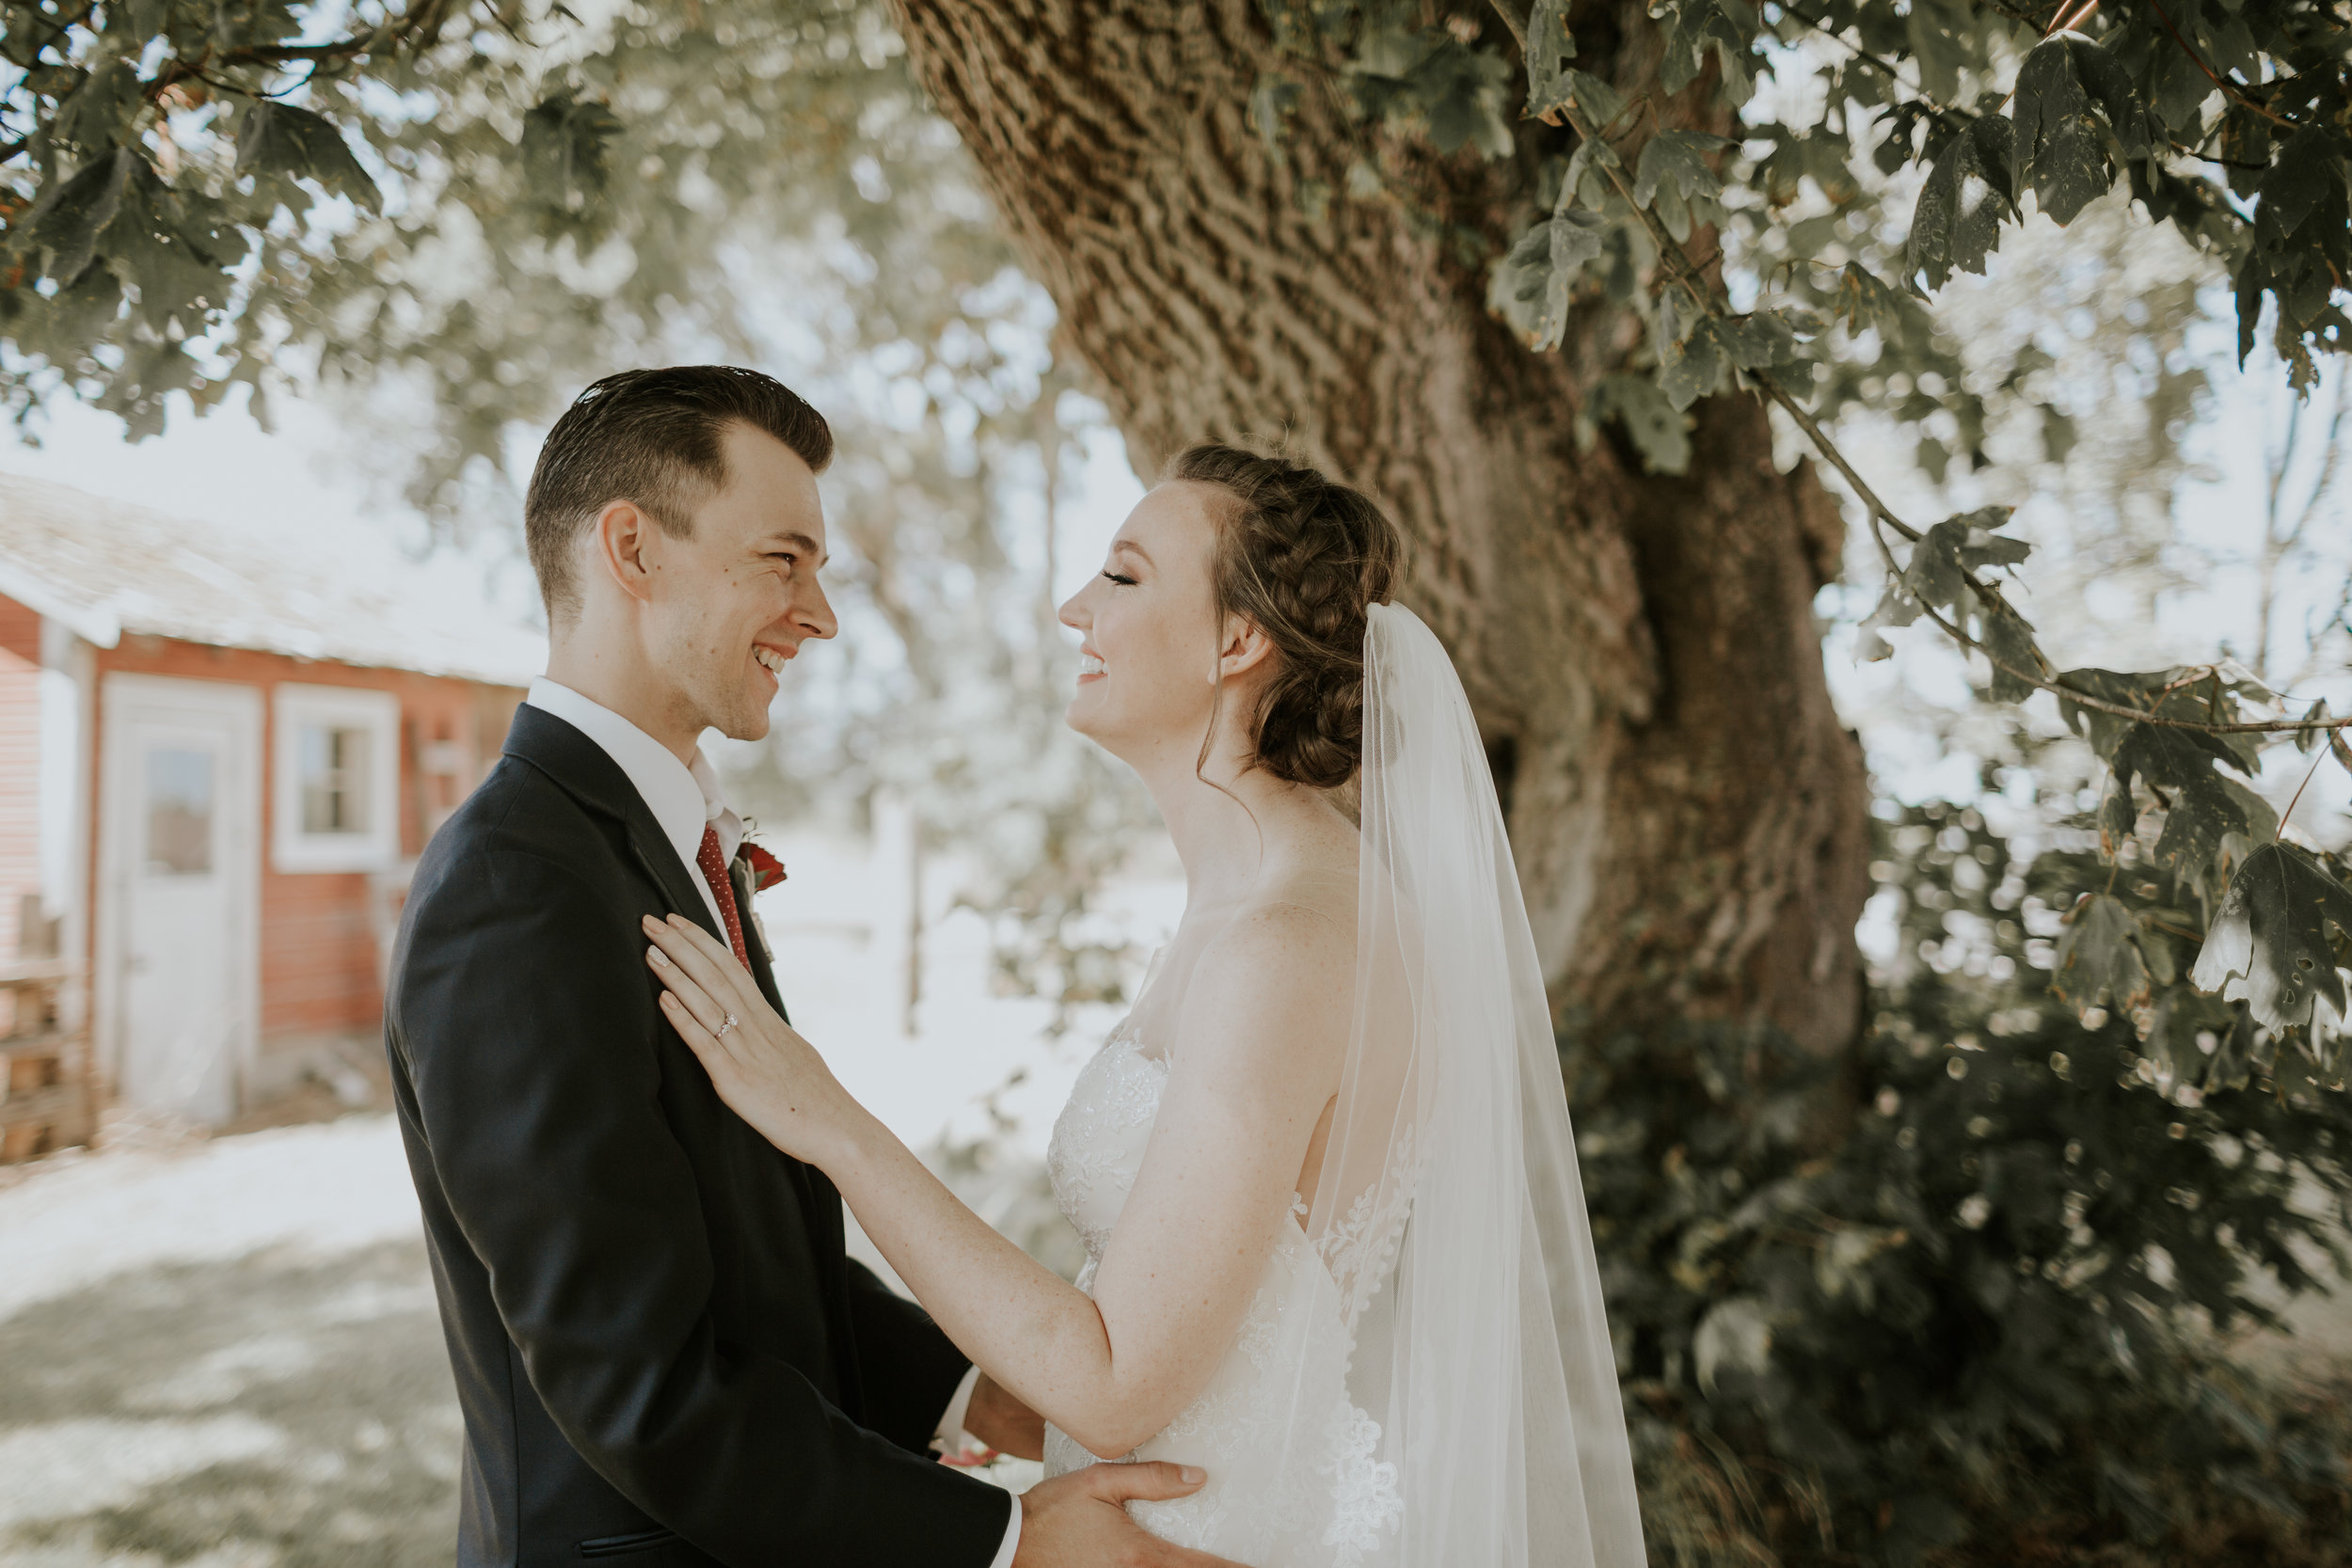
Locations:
592;499;660;605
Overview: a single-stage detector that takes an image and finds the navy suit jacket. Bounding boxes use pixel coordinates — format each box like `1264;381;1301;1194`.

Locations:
387;705;1009;1566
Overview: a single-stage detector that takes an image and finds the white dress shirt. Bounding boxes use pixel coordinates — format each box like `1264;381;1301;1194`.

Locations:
525;680;1020;1566
526;678;740;931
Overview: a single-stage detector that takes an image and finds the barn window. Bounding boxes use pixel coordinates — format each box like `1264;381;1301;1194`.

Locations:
274;685;401;872
299;724;371;833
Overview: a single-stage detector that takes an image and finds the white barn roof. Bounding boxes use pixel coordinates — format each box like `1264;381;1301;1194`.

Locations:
0;470;544;687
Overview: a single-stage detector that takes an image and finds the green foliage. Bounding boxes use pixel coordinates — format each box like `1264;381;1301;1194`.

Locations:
1582;371;1692;473
27;145;237;326
1243;0;2352;458
1855;506;2038;701
2023;662;2352;1095
1491;206;1607;350
517;93;623;229
1906;115;2017;292
1235;11;2352;1092
1575;800;2352;1563
235;102;377;214
2055;892;2162;1014
3;2;942;458
1520;0;1577;116
12;0;2322;474
2011;33;2144;226
2193;843;2352;1048
4;0;465;432
1633;128;1735;239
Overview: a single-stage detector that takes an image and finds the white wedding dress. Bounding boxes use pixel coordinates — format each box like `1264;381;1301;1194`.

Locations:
1035;604;1647;1568
1041;961;1406;1566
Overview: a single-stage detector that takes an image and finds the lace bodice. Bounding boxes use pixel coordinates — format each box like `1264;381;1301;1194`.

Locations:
1041;1017;1404;1567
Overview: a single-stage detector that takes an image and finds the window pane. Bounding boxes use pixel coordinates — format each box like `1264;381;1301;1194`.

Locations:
298;725;334;833
299;723;371;835
146;748;214;875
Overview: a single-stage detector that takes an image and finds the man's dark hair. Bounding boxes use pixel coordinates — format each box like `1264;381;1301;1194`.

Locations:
524;365;834;624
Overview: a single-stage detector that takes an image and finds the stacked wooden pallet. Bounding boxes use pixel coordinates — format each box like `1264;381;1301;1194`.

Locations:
0;957;92;1164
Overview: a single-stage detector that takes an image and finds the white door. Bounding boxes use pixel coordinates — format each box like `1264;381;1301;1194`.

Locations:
98;676;261;1126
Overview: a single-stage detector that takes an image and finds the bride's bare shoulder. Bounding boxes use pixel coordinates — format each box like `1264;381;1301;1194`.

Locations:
1174;871;1356;1067
1222;845;1359;954
1168;810;1358;1071
1226;812;1359;957
1220;887;1354;960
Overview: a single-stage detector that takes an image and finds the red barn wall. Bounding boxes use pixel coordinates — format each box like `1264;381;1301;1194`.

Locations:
90;634;521;1082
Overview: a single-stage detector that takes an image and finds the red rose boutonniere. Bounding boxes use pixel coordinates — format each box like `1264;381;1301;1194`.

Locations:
739;841;788;893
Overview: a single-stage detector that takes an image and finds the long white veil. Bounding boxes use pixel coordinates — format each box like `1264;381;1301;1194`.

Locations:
1284;601;1645;1567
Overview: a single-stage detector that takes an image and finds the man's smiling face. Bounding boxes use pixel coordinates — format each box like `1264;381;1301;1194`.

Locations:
645;420;839;742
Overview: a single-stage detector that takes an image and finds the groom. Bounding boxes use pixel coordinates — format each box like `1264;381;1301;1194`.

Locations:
387;366;1236;1567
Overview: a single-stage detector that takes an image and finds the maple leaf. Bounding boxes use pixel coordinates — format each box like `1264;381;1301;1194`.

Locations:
2190;842;2352;1035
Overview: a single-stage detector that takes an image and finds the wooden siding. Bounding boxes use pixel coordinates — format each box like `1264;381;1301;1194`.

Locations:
88;633;522;1058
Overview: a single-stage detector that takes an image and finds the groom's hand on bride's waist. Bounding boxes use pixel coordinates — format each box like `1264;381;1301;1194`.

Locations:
1014;1463;1249;1568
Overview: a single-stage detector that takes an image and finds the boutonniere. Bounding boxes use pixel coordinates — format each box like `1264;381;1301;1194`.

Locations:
739;840;788;893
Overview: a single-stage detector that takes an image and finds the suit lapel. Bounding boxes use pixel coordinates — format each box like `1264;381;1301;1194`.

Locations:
626;815;731;953
504;704;731;953
508;705;863;1409
727;843;861;1411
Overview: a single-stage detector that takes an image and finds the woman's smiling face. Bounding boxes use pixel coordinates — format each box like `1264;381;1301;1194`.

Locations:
1057;482;1227;764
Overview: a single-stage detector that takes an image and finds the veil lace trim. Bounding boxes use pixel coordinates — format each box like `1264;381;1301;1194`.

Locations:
1311;1124;1421;1332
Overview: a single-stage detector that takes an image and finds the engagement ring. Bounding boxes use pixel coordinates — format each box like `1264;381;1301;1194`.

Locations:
717;1014;739;1037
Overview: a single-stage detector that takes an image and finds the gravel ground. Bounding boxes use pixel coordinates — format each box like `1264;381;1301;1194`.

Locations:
0;1114;1045;1566
0;1240;462;1566
0;1117;456;1565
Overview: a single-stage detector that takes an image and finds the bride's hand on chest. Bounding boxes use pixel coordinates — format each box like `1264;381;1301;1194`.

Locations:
641;913;865;1165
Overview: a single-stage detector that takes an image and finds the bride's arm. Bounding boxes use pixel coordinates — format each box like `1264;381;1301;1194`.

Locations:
641;906;1350;1460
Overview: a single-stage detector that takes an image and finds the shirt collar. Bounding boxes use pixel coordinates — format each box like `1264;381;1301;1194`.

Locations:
525;678;740;870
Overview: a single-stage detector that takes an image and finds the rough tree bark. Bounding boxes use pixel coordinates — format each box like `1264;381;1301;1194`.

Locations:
891;0;1871;1059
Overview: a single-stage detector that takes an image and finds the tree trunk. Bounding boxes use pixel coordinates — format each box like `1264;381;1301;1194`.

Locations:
891;0;1871;1056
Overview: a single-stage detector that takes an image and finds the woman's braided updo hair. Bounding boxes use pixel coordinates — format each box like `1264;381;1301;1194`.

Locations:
1170;443;1405;790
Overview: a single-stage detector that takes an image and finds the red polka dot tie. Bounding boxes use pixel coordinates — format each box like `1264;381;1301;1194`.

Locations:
696;825;750;967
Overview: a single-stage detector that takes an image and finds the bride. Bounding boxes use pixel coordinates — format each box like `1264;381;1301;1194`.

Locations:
639;444;1645;1567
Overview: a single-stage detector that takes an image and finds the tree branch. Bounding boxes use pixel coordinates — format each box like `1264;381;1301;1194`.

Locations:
2045;0;2104;34
140;0;463;104
1778;2;1967;122
15;0;99;69
0;0;464;165
2136;0;2300;128
1486;0;1531;53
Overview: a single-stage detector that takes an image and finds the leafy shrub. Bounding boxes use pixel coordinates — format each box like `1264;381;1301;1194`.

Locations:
1573;801;2352;1565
